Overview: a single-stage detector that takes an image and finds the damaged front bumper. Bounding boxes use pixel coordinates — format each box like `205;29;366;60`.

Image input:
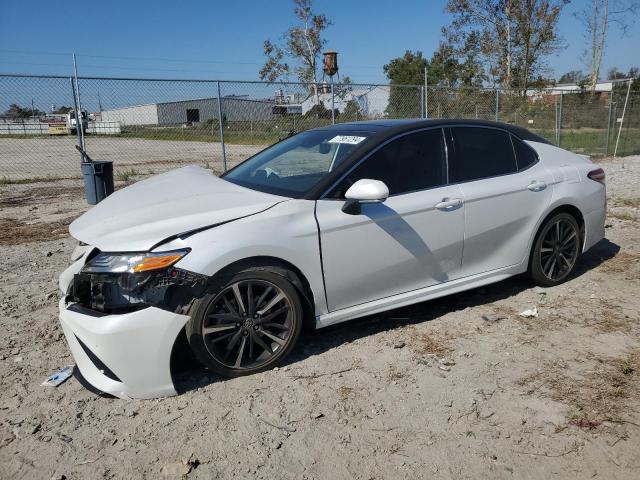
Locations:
59;298;189;399
57;246;201;399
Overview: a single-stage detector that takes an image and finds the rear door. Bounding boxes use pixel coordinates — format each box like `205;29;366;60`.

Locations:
447;126;553;276
315;128;465;312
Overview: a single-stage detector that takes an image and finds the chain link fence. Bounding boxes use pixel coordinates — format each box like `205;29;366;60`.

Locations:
1;73;638;201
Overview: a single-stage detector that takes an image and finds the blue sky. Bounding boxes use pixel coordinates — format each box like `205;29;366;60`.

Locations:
1;0;638;84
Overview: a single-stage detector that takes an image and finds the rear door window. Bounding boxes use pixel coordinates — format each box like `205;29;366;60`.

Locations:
449;127;517;183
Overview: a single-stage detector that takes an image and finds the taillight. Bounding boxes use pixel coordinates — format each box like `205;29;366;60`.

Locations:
587;168;605;184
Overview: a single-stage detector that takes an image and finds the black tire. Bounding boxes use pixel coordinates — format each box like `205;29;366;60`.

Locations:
528;212;581;287
186;267;303;377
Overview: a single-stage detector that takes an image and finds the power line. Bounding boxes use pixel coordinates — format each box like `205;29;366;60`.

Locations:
0;48;383;70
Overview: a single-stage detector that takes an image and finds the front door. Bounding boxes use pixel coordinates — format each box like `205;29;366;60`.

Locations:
315;128;465;312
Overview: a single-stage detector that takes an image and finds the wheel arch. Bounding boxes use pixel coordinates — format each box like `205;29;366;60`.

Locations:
170;255;317;390
207;255;316;326
527;203;586;271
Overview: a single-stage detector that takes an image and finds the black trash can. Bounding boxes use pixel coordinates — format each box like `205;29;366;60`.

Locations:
81;161;114;205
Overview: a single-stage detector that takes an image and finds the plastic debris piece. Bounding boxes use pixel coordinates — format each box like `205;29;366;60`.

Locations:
519;307;539;318
42;366;74;387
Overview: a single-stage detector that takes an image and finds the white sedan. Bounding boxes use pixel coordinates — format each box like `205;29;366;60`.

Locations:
58;119;606;399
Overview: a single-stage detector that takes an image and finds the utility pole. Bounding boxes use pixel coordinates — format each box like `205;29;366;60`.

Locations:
424;66;428;119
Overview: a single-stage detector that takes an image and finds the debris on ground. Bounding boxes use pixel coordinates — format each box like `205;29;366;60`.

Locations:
482;314;507;323
519;307;539;318
41;365;74;387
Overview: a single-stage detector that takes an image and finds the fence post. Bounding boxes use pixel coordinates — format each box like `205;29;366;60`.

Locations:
424;67;428;119
72;54;86;159
555;96;559;145
216;81;227;172
420;86;425;118
70;76;85;161
495;88;499;121
330;80;335;125
606;98;613;155
614;79;632;162
558;92;563;148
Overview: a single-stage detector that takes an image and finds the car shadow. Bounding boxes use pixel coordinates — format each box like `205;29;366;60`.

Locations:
172;237;620;395
363;202;449;282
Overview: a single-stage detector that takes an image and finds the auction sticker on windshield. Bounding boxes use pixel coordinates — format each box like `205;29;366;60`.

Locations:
327;135;366;145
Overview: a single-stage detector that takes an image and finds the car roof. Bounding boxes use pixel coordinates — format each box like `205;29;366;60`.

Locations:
312;118;551;144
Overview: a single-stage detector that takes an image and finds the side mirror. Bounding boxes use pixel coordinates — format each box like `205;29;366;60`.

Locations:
342;179;389;214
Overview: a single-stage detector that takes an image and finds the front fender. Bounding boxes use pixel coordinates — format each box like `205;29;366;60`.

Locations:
157;200;328;318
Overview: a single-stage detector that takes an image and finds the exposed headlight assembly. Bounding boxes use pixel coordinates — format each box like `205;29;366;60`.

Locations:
82;249;190;274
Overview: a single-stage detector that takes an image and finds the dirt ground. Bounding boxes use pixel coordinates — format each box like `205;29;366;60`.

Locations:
0;156;639;480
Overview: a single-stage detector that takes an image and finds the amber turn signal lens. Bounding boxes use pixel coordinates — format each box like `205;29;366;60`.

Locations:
132;254;184;272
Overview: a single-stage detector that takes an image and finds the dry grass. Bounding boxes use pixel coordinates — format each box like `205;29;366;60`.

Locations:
0;217;73;246
0;186;84;208
338;386;355;400
608;210;639;222
610;197;640;209
411;332;452;357
598;250;640;277
518;350;640;429
0;175;77;185
589;299;636;333
537;298;634;334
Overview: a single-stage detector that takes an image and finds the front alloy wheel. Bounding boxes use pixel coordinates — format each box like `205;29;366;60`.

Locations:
187;269;303;376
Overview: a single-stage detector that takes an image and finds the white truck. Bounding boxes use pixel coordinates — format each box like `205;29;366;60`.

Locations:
66;110;88;134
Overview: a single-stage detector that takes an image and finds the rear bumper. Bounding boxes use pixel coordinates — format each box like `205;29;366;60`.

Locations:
58;298;189;399
583;205;606;252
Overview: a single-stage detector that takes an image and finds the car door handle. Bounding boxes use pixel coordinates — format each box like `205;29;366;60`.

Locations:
527;181;547;192
435;198;463;211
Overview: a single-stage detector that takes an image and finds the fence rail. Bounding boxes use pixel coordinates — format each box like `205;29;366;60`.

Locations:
0;74;638;195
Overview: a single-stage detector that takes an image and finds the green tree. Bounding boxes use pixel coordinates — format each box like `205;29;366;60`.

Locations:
576;0;639;92
343;99;362;119
558;70;586;84
455;32;487;87
383;50;427;118
444;0;569;91
2;103;44;119
305;103;331;119
259;0;331;101
52;105;73;114
428;43;460;87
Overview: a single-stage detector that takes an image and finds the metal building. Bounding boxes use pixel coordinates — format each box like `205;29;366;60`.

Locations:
301;86;390;118
101;96;274;126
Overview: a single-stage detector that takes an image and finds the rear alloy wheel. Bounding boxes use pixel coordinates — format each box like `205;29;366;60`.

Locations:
186;269;303;377
529;213;581;287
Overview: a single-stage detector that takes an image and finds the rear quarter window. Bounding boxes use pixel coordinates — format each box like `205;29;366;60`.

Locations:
511;136;539;171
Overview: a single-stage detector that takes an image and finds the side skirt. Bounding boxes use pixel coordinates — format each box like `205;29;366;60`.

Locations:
315;263;525;328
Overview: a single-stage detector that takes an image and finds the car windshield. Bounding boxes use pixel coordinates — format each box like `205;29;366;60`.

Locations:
222;129;373;197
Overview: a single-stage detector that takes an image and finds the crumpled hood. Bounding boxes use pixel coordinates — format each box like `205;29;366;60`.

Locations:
70;166;286;252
